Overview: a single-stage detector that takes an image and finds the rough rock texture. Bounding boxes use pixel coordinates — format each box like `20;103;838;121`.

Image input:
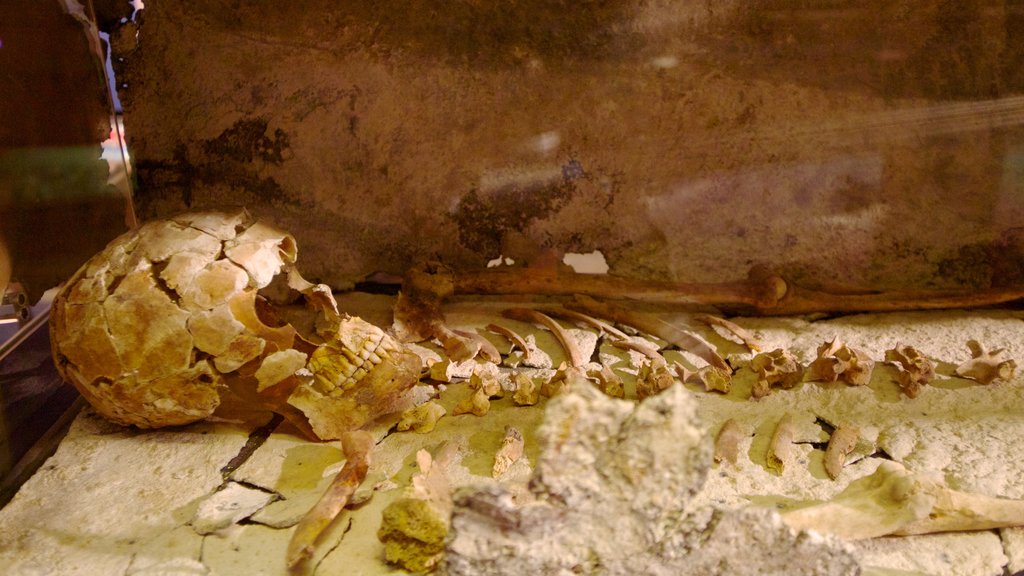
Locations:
105;1;1024;293
445;379;859;575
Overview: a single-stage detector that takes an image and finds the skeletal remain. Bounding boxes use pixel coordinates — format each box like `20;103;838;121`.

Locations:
492;425;525;478
586;365;626;399
287;430;374;575
884;344;935;398
695;314;763;352
394;261;480;362
511;371;540;406
955;340;1017;384
378;445;456;572
503;307;588;368
396;401;447;434
781;460;1024;539
823;424;860;480
50;209;421;440
542;307;630;340
610;337;664;360
713;418;747;465
635;356;677;400
807;339;875;387
486;323;532;361
766;413;797;474
750;348;804;399
453;329;502;363
569;295;729;371
693;365;731;394
453;387;491;417
541;363;572;397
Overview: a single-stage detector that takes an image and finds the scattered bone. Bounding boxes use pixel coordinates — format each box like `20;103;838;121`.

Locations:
635;356;677;400
781;460;1024;539
511;371;540;406
453;329;502;363
586;365;626;399
378;446;455;573
807;339;875;386
540;363;572;398
396;401;447;434
750;348;805;399
610;337;664;360
766;413;797;474
486;323;532;361
393;261;481;362
955;340;1017;384
469;363;504;399
713;418;747;465
503;308;588;368
427;357;478;382
823;424;861;480
694;365;731;394
287;430;374;575
568;295;730;371
453;387;491;417
492;426;525;478
884;344;935;398
695;314;763;352
542;307;630;340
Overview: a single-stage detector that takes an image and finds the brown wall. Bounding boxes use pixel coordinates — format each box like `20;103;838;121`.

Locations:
113;1;1024;292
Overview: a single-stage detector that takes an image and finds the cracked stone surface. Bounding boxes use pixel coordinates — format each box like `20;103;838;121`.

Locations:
1;299;1023;575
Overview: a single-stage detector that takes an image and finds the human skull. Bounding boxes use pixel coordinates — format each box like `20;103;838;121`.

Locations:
50;209;421;440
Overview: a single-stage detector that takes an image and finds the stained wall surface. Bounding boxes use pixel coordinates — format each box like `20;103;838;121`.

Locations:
113;1;1024;292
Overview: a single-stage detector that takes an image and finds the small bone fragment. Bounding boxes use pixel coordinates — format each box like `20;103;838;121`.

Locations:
713;418;747;465
586;365;625;398
695;314;763;352
781;460;1024;539
378;446;455;572
287;430;374;575
766;413;796;474
469;363;504;399
453;387;491;417
254;349;308;392
750;348;804;399
453;329;502;363
610;337;664;360
486;323;532;361
492;426;525;478
694;365;731;394
955;340;1017;384
540;363;571;397
568;295;730;371
542;307;630;340
823;424;860;480
635;356;677;400
511;371;540;406
807;339;875;386
396;401;447;434
503;308;588;368
884;344;935;398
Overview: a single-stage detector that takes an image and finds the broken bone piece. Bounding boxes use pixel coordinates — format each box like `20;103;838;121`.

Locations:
693;365;731;394
750;348;804;399
884;344;935;398
511;371;540;406
635;356;678;400
396;400;447;434
695;314;763;352
766;413;797;474
568;295;730;371
955;340;1017;384
492;425;525;478
780;460;1024;539
453;329;502;364
453;387;491;417
468;362;504;399
713;418;748;466
378;446;455;573
807;339;875;387
486;323;532;362
287;430;374;575
503;307;589;368
823;424;860;481
586;365;625;399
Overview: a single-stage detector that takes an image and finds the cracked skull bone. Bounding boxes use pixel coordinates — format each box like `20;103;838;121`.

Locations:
50;209;420;440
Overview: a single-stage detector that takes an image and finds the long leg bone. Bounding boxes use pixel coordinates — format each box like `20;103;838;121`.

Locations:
287;430;374;575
